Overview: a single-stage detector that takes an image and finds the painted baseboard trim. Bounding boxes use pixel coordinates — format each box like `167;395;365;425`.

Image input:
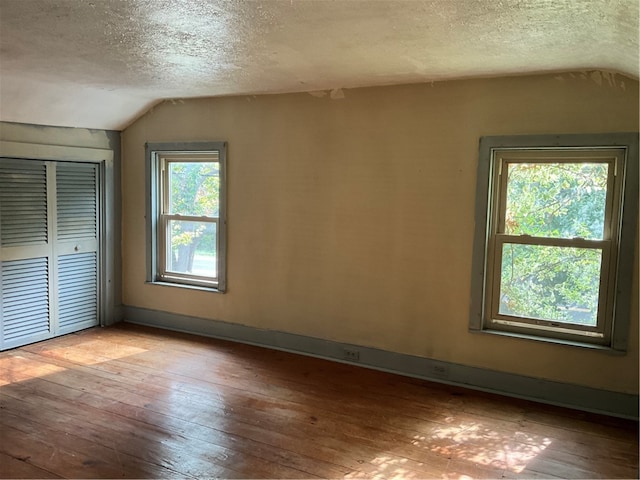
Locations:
103;304;124;327
122;305;638;419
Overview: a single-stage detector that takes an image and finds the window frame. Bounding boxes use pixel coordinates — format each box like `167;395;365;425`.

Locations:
145;142;227;293
469;133;638;352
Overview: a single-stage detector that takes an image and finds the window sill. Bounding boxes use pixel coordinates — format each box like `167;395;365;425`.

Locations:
470;328;626;355
145;280;225;294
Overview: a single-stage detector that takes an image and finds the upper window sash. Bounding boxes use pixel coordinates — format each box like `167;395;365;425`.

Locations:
159;155;221;217
490;150;620;241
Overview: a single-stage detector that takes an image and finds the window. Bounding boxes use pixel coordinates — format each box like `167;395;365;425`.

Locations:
470;134;638;350
146;142;226;291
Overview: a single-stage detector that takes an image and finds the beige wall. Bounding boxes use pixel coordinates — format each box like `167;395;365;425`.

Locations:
121;72;639;394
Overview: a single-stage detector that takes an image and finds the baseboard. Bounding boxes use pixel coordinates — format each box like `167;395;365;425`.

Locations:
122;305;639;419
103;304;124;327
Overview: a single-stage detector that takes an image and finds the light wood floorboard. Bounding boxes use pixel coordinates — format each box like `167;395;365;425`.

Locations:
0;324;637;479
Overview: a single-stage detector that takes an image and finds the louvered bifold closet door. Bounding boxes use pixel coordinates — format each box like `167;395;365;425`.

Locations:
55;162;99;334
0;159;52;349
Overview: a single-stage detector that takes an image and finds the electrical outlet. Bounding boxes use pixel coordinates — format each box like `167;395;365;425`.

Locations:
343;348;360;362
432;364;449;379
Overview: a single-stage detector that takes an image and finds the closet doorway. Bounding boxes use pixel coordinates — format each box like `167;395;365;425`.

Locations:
0;158;102;350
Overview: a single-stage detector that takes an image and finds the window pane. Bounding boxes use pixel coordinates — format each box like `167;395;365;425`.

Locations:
167;220;217;278
505;163;608;240
498;244;601;326
168;162;220;216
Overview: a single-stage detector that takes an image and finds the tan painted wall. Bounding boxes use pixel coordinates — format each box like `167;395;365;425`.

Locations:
121;72;639;394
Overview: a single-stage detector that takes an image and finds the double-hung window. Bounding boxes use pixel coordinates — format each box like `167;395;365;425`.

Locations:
146;142;227;291
470;133;638;350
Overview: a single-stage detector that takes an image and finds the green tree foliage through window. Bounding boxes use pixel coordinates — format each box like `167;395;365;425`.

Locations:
499;244;601;325
471;135;637;350
167;162;220;276
497;162;609;326
505;163;608;240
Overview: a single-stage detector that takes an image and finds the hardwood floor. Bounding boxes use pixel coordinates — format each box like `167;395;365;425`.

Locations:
0;324;637;479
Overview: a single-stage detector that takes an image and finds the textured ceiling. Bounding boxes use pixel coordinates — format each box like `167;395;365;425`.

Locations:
0;0;638;131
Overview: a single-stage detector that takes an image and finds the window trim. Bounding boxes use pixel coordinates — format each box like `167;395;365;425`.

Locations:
145;142;227;293
469;133;638;352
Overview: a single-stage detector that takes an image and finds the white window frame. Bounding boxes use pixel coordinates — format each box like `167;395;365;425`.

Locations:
469;133;638;351
145;142;227;292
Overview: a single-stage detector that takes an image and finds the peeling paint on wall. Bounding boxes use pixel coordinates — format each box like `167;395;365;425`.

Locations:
307;88;346;99
330;88;345;100
554;70;628;90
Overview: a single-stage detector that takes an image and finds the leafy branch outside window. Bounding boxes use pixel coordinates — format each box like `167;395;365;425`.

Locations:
167;161;220;276
497;162;608;326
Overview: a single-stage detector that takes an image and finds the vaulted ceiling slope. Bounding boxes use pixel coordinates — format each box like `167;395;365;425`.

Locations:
0;0;638;131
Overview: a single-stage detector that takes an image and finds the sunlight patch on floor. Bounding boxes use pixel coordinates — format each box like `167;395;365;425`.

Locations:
341;413;555;479
0;339;149;386
417;420;552;473
344;455;425;479
369;456;416;479
0;355;66;386
37;340;149;365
